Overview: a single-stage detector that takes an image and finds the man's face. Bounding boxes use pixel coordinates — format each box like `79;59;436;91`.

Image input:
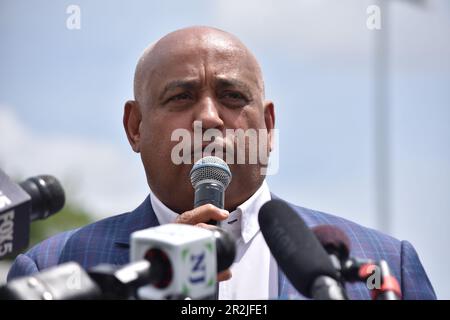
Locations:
131;31;274;213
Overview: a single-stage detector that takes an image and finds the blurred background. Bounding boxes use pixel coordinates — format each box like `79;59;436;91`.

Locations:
0;0;449;298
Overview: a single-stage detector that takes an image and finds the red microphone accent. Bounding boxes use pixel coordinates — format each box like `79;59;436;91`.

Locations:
358;263;377;280
371;275;402;300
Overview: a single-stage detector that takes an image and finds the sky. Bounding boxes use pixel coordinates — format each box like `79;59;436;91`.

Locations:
0;0;449;298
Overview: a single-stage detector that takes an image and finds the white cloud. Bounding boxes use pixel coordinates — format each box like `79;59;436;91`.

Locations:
0;106;149;219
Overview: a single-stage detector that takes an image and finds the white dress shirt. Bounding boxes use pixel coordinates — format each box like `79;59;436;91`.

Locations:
148;180;278;300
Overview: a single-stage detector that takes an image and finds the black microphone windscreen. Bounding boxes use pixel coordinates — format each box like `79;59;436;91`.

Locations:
19;175;65;221
211;227;236;272
312;225;351;261
258;199;339;298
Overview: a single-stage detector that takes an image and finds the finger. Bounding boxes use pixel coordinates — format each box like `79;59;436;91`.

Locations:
195;223;218;231
175;204;229;225
217;269;232;282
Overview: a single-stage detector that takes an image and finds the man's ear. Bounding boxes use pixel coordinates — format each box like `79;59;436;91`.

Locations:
123;100;142;153
263;100;275;152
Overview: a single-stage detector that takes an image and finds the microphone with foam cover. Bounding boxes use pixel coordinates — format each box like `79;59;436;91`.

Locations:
189;156;232;225
312;225;352;277
312;225;377;283
258;199;348;300
312;225;401;300
19;175;65;221
1;169;65;259
312;225;351;262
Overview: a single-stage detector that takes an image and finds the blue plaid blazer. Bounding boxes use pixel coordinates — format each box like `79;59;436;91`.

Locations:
7;195;436;300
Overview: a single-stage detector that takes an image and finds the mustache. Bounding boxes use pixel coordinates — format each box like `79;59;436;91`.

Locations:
191;137;235;155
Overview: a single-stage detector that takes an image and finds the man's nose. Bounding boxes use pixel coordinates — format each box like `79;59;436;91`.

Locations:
192;96;224;130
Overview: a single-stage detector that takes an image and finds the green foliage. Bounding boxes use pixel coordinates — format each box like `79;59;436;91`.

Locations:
28;203;93;248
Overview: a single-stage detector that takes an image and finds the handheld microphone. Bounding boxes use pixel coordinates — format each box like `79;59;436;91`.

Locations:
258;200;348;300
189;156;232;225
130;223;236;299
0;169;65;259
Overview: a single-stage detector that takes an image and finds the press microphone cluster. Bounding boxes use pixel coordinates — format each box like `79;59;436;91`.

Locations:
0;224;236;300
312;225;401;300
258;200;348;300
130;223;235;300
0;169;65;259
2;155;400;300
87;224;235;300
258;199;402;300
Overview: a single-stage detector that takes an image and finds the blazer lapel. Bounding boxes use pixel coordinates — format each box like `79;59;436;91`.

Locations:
113;196;160;265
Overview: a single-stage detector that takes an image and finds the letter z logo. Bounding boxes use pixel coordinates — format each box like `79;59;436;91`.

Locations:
189;252;206;284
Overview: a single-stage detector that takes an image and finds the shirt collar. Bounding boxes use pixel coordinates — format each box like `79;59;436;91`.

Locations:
149;180;271;244
149;188;179;225
234;180;271;243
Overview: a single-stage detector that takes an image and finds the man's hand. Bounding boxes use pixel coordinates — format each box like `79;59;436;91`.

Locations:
174;204;229;225
175;204;232;282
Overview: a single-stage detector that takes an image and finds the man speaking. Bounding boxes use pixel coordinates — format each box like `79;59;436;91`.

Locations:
7;26;436;299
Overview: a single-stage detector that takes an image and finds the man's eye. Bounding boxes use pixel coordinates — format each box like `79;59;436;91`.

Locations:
169;93;192;102
222;91;246;100
220;91;250;108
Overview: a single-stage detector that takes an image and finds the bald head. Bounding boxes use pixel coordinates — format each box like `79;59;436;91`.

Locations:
133;26;265;105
